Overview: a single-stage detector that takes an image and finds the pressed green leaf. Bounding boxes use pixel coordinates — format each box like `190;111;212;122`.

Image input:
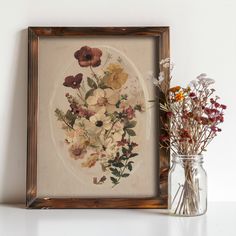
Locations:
110;177;118;183
55;108;65;121
125;120;137;129
128;163;132;171
122;173;130;177
111;169;120;177
85;89;94;100
130;153;138;158
126;129;136;136
122;147;128;154
112;162;124;168
65;110;76;126
87;77;97;89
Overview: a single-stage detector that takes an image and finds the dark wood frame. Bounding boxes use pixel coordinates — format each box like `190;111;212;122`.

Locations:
27;27;170;209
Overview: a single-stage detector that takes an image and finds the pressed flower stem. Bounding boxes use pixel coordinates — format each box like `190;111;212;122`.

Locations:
90;66;99;83
61;117;74;130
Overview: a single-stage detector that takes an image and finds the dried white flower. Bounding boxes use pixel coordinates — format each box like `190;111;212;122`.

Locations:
160;58;170;65
188;80;198;87
158;72;165;83
152;78;159;86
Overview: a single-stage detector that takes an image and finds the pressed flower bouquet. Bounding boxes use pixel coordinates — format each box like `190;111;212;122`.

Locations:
55;46;145;187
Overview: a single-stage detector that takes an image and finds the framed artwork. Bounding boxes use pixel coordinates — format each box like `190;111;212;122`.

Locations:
27;27;170;209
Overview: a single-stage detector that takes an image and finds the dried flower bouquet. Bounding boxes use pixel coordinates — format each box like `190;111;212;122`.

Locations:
151;58;227;215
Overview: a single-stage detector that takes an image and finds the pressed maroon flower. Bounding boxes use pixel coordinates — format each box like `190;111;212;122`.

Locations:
216;115;224;122
130;142;138;147
189;92;196;98
117;139;128;146
220;104;227;109
74;46;102;67
209;117;216;123
63;73;83;89
166;111;173;118
160;135;169;142
214;102;220;108
210;126;221;132
210;98;215;104
200;117;209;125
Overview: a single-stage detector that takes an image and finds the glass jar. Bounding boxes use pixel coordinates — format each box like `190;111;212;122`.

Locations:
168;154;207;216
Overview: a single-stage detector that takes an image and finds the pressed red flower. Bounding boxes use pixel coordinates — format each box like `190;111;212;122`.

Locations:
63;73;83;89
209;117;216;123
179;129;191;139
200;117;209;125
210;98;215;104
220;104;227;109
189;92;196;97
216;115;224;122
160;135;169;142
166;111;173;118
74;46;102;67
210;126;221;132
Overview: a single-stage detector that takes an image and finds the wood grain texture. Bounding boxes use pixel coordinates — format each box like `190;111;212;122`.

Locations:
27;27;170;209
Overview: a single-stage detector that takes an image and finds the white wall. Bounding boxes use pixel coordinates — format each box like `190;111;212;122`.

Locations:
0;0;235;203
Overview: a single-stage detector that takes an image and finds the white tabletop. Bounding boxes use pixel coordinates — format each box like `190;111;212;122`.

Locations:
0;202;235;236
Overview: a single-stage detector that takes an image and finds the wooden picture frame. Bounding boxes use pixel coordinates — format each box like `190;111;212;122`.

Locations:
27;27;170;209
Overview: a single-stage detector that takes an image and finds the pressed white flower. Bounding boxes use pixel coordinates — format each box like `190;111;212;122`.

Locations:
89;107;112;133
86;88;119;113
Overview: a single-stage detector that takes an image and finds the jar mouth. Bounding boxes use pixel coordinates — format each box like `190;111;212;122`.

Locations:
172;154;203;163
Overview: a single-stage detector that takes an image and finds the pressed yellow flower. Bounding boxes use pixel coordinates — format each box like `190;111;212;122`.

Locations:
169;86;181;93
103;63;128;89
175;91;184;101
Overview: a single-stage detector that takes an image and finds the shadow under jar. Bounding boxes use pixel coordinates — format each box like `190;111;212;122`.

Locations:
168;154;207;216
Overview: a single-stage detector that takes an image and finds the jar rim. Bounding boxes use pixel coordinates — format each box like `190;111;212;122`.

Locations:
172;154;203;163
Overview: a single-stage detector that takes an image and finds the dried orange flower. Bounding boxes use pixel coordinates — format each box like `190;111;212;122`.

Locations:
175;91;184;101
169;86;181;93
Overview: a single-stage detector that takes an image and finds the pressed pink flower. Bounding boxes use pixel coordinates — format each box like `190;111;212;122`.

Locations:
124;106;135;120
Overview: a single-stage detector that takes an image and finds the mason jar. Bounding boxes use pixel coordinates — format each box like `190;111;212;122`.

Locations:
168;154;207;216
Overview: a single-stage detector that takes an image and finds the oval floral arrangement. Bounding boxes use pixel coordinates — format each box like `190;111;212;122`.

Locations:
55;46;145;187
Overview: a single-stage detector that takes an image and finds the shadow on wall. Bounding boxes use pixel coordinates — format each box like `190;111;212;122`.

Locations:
1;29;27;203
